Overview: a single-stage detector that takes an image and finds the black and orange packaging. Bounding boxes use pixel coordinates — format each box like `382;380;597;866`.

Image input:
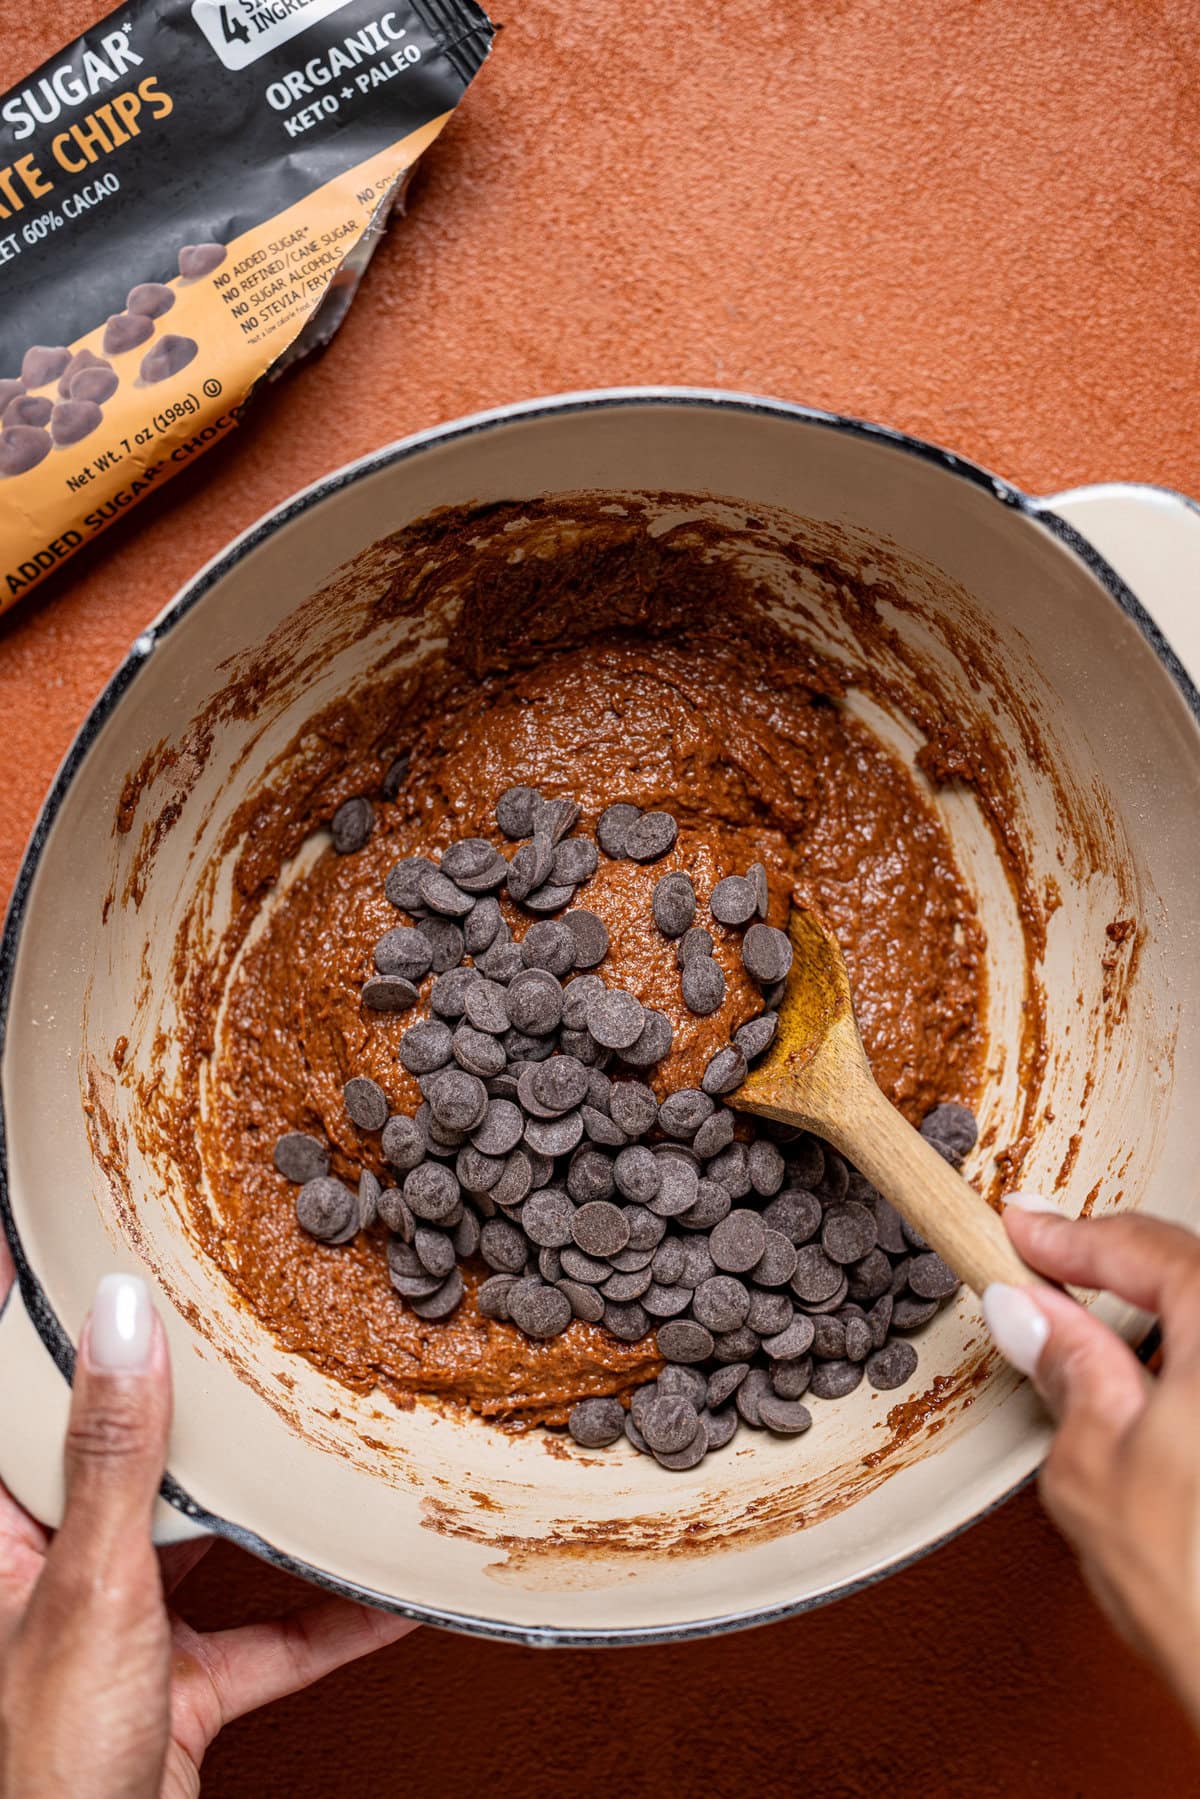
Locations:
0;0;493;609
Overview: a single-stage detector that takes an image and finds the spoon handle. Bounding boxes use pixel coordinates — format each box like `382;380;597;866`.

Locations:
823;1074;1036;1297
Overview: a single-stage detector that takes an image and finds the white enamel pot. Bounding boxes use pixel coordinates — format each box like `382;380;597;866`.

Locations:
2;390;1199;1645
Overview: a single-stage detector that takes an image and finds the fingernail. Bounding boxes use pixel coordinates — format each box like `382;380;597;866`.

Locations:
88;1273;154;1372
983;1282;1050;1376
1003;1190;1061;1215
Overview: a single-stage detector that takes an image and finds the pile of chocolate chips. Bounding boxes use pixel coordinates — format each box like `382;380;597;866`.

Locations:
273;783;973;1471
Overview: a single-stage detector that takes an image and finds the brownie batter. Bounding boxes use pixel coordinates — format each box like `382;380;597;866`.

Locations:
201;633;985;1427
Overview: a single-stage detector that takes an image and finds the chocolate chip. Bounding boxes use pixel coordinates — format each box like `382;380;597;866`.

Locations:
817;1152;851;1203
652;872;696;938
790;1243;845;1303
642;1281;692;1318
4;393;51;427
704;1148;749;1206
388;1242;444;1297
746;1289;793;1335
506;836;555;903
179;241;227;277
553;837;599;885
811;1315;846;1359
558;1243;608;1284
867;1293;894;1349
274;1132;329;1183
748;1140;785;1196
701;1047;746;1097
809;1359;864;1400
751;1229;798;1288
678;1179;732;1231
625;1413;650;1453
678;1236;717;1286
742;923;793;986
706;1363;749;1408
654;1422;709;1469
657;1319;714;1363
453;1208;482;1258
845;1316;873;1363
420;868;475;918
524;1111;584;1156
692;1275;751;1333
582;1105;626;1148
464;897;503;956
569;1199;628;1257
764;1188;822;1245
381;1114;425;1170
798;1273;850;1314
622;1009;674;1067
50;400;103;445
98;312;153;356
602;1264;653;1301
747;861;770;918
582;990;640;1054
478;1274;517;1320
568;1396;625;1447
21;344;71;386
761;1314;815;1360
399;1019;454;1075
519;1187;572;1247
847;1247;893;1303
530;796;580;844
413;1224;456;1278
470;1098;523;1157
597;802;640;857
404;1161;460;1222
559;975;603;1031
650;1155;699;1217
693;1109;736;1158
866;1340;919;1390
479;1216;527;1272
654;1089;710;1141
385;857;437;913
329;796;372;854
920;1102;978;1164
507;1028;557;1064
506;969;564;1035
371;926;429;984
510;1280;574;1339
140;334;198;383
379;1187;415;1238
786;1137;826;1188
639;1393;700;1454
710;874;757;927
907;1252;961;1300
521;919;577;978
496;785;541;838
492;1150;535;1209
624;810;678;863
735;1013;778;1060
362;974;418;1013
380;753;410;799
709;1209;766;1274
650;1237;686;1285
567;1146;615;1202
0;425;51;474
344;1076;388;1131
682;952;727;1016
528;881;580;915
734;1366;773;1426
901;1216;931;1253
441;838;501;887
127;281;175;318
410;1267;465;1320
676;926;714;966
297;1176;357;1242
604;1300;650;1341
430;966;480;1019
821;1202;878;1264
624;1203;665;1250
758;1394;813;1435
461;978;508;1035
456;1142;505;1192
607;1082;656;1137
771;1356;813;1399
538;1245;564;1282
453;1024;505;1077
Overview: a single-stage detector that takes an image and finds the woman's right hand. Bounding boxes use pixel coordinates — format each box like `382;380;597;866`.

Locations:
983;1204;1200;1734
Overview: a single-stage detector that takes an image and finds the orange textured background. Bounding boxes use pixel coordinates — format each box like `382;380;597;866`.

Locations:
2;1;1199;1791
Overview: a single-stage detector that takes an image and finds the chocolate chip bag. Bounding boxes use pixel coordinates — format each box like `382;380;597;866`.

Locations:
0;0;494;609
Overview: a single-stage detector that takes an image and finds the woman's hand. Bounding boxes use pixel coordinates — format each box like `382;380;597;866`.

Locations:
984;1202;1200;1733
0;1243;417;1799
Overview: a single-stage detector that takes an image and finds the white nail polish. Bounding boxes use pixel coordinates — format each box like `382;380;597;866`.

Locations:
89;1273;154;1371
1003;1190;1061;1215
983;1282;1050;1376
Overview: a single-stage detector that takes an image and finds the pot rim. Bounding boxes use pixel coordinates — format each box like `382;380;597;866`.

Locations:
0;385;1184;1646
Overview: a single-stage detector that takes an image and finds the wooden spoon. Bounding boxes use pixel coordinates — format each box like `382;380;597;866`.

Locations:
732;906;1034;1295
